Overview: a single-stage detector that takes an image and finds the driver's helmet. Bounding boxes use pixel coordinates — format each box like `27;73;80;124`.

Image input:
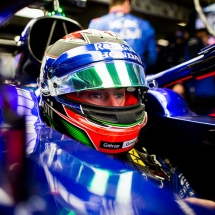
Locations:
38;29;148;154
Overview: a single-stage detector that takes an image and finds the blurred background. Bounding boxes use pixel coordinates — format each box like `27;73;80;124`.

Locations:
1;0;215;75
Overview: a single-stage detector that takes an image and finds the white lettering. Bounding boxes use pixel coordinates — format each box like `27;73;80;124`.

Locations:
108;19;138;29
101;52;110;58
109;51;120;58
179;190;184;198
100;51;141;63
103;143;120;148
117;28;142;40
94;43;103;51
120;44;133;52
180;175;186;185
185;181;190;189
94;43;133;52
103;43;111;50
127;53;135;59
134;55;140;61
122;138;136;148
121;52;127;58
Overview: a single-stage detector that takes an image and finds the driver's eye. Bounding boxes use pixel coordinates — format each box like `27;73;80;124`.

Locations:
91;93;102;99
115;93;125;99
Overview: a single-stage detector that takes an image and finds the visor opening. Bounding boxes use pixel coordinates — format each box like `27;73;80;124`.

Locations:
94;112;117;121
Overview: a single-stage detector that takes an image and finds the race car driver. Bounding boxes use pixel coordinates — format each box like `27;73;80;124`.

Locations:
37;28;215;209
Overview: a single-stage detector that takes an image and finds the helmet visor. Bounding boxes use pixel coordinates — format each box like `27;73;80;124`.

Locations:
47;61;147;96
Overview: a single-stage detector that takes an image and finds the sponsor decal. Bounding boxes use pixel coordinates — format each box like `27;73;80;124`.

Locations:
117;28;141;40
108;19;139;29
100;141;122;149
100;51;141;63
100;138;136;150
122;138;136;148
108;19;142;40
178;173;192;198
94;43;134;52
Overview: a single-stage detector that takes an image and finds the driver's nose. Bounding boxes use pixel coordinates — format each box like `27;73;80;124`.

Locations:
105;95;121;106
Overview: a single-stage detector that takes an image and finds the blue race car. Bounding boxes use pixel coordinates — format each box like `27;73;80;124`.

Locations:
1;3;215;215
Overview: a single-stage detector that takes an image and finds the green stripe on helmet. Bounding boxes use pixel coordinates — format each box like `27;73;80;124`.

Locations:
60;118;94;148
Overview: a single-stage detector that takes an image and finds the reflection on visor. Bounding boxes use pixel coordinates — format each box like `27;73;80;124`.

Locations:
47;61;147;96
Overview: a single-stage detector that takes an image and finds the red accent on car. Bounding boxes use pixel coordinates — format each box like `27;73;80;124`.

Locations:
164;76;193;88
195;71;215;80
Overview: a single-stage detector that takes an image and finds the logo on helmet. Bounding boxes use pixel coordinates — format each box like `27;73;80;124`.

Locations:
94;43;142;63
100;138;136;150
122;138;136;148
94;43;134;52
100;142;121;149
101;51;141;63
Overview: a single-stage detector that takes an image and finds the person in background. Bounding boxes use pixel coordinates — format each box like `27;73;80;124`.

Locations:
183;25;205;61
183;27;215;115
196;27;215;47
171;25;204;98
88;0;157;74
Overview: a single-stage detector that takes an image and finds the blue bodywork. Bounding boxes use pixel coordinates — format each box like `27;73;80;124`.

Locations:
1;7;215;214
147;44;215;88
1;81;215;214
1;45;215;215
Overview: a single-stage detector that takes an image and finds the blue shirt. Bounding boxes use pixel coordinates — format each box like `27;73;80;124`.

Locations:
88;11;157;70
